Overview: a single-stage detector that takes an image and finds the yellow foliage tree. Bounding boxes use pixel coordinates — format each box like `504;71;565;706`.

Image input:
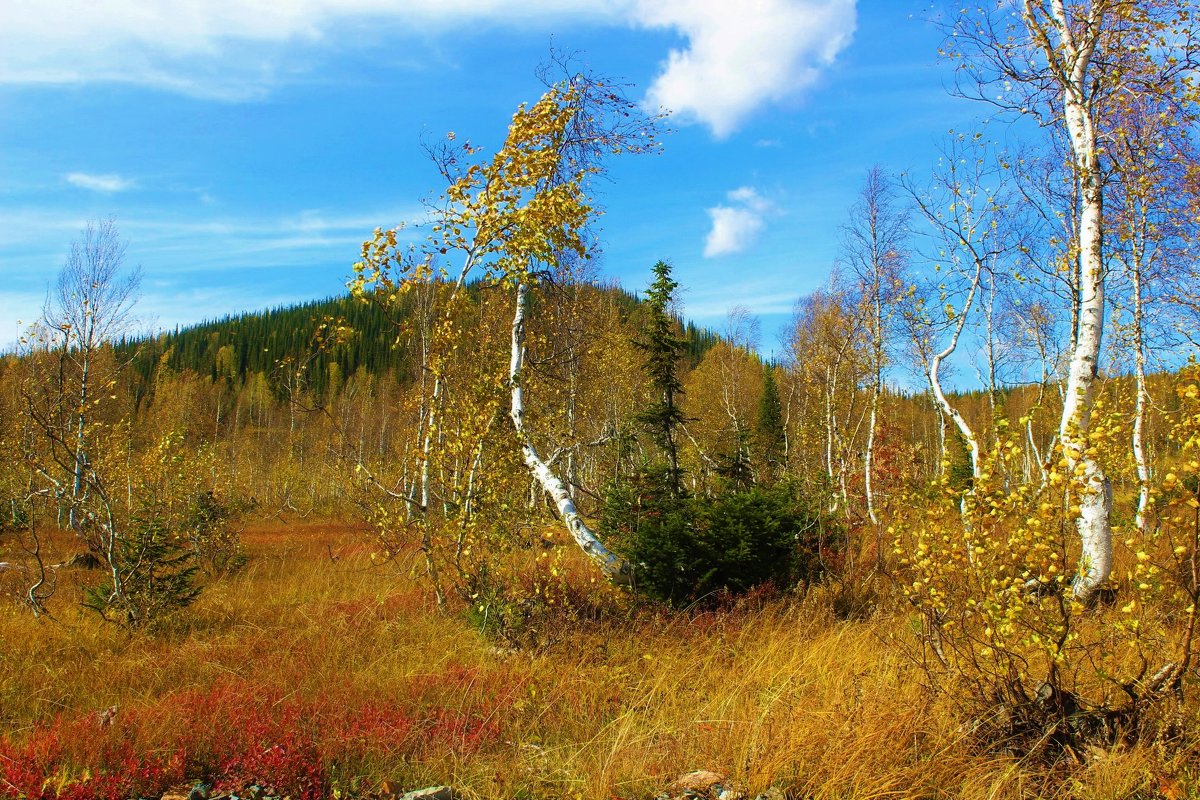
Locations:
351;63;663;589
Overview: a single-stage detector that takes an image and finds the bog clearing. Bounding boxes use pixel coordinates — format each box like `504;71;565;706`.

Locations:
3;517;1192;800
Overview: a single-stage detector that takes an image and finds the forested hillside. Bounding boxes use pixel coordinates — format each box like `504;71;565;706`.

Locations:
121;287;721;398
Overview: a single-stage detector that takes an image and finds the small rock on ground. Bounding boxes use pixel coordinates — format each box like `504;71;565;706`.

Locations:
753;790;786;800
657;770;735;800
398;787;457;800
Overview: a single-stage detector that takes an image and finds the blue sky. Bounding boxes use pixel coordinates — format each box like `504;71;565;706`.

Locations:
0;0;978;359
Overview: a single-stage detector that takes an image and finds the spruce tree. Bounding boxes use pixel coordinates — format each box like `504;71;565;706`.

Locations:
635;261;687;494
755;364;786;479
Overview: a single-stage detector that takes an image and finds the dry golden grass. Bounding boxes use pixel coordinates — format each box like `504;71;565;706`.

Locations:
1;520;1198;799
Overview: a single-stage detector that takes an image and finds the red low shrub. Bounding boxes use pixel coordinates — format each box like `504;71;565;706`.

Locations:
0;673;511;800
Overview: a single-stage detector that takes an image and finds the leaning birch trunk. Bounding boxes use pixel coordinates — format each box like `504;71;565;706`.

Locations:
928;260;984;489
509;281;631;584
929;344;982;566
929;345;982;487
1036;0;1112;602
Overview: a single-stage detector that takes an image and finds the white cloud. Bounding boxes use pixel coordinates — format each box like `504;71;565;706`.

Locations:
65;172;134;192
704;207;764;258
727;186;772;212
634;0;856;137
703;186;775;258
0;1;855;133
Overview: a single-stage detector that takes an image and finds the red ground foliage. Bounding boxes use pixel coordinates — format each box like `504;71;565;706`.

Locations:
0;673;513;800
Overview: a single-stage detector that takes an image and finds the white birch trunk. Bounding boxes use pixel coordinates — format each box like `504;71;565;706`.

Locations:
1132;347;1150;535
1119;191;1153;538
824;364;837;510
69;338;90;533
1132;258;1151;537
509;281;631;584
864;290;883;526
928;261;984;485
1034;0;1113;601
864;383;879;525
1026;414;1043;483
930;352;982;484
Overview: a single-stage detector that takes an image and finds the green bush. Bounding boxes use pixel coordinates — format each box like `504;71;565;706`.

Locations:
83;508;201;628
602;471;836;607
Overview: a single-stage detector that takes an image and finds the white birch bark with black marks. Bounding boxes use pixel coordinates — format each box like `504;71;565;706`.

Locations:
509;281;631;584
1025;0;1112;601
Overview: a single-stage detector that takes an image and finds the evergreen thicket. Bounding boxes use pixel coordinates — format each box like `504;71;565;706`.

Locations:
602;262;839;607
118;286;719;399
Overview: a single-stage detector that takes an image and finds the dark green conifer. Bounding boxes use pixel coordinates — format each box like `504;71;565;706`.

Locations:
755;364;786;479
635;261;687;494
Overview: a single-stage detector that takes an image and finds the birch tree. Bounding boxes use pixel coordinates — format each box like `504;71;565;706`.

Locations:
903;135;1015;492
786;281;868;514
841;166;907;525
949;0;1200;600
353;64;662;584
45;218;140;536
1106;67;1198;536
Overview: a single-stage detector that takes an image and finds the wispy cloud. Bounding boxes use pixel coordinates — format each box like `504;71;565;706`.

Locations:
0;203;422;340
2;1;855;135
65;172;134;192
115;206;423;268
703;186;776;258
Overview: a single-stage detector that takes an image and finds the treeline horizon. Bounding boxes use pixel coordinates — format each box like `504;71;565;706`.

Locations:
3;267;1188;526
108;283;722;399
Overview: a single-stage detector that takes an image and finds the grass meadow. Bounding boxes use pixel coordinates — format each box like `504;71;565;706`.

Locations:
2;520;1198;800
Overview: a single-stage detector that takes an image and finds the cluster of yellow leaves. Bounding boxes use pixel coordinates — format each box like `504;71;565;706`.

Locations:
351;76;659;307
897;435;1076;666
896;367;1200;710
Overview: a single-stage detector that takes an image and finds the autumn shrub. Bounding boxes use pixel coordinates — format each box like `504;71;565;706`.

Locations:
181;490;246;575
0;675;514;800
462;535;631;647
0;493;29;532
602;471;834;607
0;710;182;800
896;379;1200;759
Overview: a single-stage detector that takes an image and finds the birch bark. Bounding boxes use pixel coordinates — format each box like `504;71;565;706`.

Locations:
509;281;631;583
1025;0;1113;601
